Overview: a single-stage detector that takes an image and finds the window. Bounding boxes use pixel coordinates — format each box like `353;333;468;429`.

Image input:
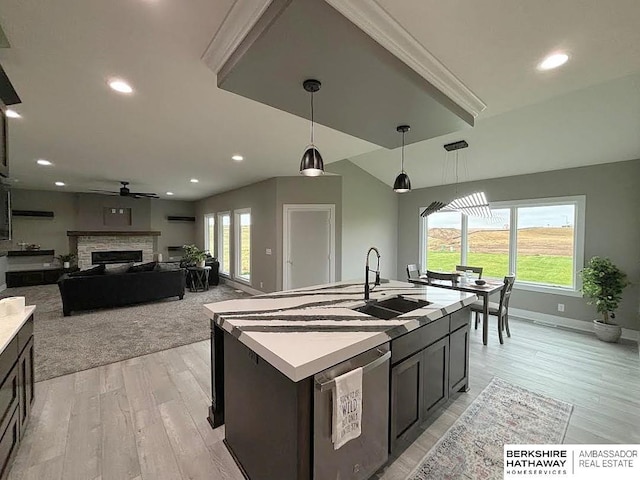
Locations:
420;196;585;294
204;214;215;255
217;212;230;275
467;208;511;279
516;204;575;288
234;209;251;283
424;211;462;272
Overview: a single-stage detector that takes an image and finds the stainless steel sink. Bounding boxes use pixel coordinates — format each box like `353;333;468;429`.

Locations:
353;296;430;320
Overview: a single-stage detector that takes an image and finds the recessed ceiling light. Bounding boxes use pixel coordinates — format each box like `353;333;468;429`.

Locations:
232;155;244;161
166;192;174;196
538;52;569;71
108;79;134;94
5;109;21;119
36;159;53;166
190;178;199;183
55;181;65;187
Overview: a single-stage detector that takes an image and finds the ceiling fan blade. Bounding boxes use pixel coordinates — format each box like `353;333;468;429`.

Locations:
87;189;119;195
130;192;160;199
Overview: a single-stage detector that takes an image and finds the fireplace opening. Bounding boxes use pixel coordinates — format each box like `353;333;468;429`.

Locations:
92;250;143;265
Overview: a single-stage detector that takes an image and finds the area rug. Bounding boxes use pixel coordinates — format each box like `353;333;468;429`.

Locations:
2;283;250;382
407;377;573;480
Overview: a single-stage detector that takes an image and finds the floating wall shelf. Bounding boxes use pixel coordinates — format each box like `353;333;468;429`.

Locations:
12;210;54;218
167;216;196;222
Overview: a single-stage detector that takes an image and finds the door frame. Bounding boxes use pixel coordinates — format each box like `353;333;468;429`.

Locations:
283;204;335;291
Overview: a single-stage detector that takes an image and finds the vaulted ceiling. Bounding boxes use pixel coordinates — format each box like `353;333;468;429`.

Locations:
1;0;639;199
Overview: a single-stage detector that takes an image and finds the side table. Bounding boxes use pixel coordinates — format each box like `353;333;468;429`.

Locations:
187;266;211;292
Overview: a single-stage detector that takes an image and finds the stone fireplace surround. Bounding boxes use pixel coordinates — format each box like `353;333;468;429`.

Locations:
67;231;161;269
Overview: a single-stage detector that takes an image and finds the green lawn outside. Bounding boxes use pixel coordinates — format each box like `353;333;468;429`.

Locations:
426;251;573;286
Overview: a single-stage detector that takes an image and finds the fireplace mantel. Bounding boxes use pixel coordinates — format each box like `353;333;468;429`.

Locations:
67;231;161;237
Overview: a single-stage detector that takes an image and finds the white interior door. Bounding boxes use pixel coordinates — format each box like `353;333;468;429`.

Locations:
283;204;335;290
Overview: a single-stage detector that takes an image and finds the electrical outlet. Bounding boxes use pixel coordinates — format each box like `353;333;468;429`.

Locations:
558;304;565;312
265;248;272;255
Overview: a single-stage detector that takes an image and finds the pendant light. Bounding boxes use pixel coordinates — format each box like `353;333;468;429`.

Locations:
299;79;324;176
393;125;411;193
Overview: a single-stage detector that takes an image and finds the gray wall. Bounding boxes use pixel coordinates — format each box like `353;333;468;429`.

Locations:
195;175;343;293
150;199;197;258
10;189;77;255
76;194;152;231
275;176;342;291
396;159;640;330
327;160;398;281
195;179;278;292
9;189;196;258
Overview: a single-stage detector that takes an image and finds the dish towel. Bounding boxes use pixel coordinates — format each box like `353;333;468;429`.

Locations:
332;367;363;450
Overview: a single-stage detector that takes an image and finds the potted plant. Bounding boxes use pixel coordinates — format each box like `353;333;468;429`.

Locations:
182;244;208;268
56;253;77;269
581;256;630;343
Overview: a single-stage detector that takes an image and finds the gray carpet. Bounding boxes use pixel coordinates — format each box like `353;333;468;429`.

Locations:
2;283;250;382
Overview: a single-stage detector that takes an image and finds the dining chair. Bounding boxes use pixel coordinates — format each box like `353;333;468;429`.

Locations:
406;264;421;280
455;265;483;279
470;274;516;343
425;270;459;285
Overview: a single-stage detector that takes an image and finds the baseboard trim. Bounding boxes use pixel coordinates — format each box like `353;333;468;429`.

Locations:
509;307;640;343
221;278;263;296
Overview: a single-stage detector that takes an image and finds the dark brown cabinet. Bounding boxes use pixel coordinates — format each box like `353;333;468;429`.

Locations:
0;315;35;480
422;337;449;416
17;338;34;434
390;307;470;453
390;351;422;449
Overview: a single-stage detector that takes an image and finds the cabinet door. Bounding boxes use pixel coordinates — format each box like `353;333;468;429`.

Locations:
422;337;449;418
449;325;470;394
390;351;423;451
18;337;34;437
0;408;19;480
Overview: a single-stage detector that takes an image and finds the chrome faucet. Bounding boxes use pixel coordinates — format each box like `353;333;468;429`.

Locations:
364;247;381;300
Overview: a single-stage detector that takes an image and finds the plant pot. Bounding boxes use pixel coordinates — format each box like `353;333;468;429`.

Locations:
197;260;206;268
593;319;622;343
63;261;70;269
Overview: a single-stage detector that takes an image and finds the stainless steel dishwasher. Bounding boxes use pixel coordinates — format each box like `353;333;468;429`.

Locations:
313;343;390;480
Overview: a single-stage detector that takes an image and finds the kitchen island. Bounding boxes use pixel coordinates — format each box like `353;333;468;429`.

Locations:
204;280;476;480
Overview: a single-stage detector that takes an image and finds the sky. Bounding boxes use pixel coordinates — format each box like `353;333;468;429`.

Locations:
428;205;575;229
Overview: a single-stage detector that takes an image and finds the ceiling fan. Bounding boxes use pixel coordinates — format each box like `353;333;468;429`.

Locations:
89;181;159;199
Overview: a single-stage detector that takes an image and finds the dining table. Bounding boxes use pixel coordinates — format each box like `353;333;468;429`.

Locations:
408;275;504;345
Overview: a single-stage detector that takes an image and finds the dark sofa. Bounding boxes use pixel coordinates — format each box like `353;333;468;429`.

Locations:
57;267;186;316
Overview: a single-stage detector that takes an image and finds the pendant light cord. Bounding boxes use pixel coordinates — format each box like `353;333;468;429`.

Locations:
310;91;314;145
401;130;405;173
455;151;459;196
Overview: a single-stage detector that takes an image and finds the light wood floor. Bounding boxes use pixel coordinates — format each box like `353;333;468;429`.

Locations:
8;318;640;480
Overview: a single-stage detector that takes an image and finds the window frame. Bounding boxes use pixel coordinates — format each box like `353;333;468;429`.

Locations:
204;213;215;256
217;211;231;276
234;208;251;284
419;195;586;296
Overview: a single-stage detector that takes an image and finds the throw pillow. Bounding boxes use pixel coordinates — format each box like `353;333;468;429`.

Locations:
155;262;181;272
128;261;157;273
68;264;106;277
105;262;134;275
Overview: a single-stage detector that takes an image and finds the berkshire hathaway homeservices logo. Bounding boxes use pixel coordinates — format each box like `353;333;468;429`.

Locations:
504;445;639;479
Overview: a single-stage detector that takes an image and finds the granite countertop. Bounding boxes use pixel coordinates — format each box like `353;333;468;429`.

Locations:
204;281;477;382
0;306;36;354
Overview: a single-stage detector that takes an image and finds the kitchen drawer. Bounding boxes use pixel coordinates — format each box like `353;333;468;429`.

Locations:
17;316;33;355
391;316;448;365
450;308;470;332
0;339;18;387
